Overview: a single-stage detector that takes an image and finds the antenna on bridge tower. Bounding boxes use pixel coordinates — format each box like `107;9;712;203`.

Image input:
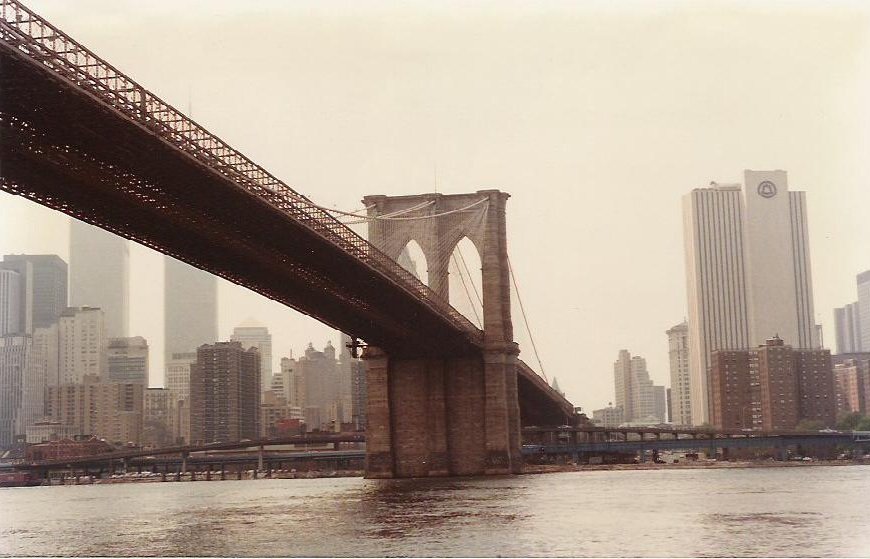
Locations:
433;163;438;193
187;86;193;117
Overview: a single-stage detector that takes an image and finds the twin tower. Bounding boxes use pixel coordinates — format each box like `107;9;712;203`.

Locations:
360;190;523;478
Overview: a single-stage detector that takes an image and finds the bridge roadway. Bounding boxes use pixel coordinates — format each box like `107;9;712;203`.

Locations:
524;427;870;456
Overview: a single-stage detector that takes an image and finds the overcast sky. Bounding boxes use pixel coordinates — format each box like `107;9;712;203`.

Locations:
2;0;870;412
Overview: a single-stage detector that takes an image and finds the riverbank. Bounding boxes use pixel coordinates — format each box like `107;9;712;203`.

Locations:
521;458;870;474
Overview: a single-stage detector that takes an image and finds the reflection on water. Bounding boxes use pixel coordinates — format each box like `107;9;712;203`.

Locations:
1;466;869;557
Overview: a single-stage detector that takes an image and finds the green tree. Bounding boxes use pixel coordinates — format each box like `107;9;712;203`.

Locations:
837;411;864;431
795;419;826;431
856;417;870;431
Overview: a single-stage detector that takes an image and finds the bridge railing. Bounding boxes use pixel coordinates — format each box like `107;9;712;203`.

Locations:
0;0;482;345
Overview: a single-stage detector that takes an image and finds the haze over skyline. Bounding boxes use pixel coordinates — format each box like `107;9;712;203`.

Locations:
2;0;870;413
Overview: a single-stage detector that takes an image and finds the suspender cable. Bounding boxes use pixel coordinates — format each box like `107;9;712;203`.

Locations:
507;254;548;383
455;243;483;308
451;252;482;328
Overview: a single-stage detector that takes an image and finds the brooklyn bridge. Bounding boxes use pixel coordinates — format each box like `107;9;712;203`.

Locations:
0;0;574;478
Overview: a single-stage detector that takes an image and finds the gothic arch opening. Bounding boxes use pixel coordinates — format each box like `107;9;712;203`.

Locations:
397;239;428;286
448;236;483;328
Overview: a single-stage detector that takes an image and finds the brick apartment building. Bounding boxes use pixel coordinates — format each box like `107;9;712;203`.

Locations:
710;336;836;430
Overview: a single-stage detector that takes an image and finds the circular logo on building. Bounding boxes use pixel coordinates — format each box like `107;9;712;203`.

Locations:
757;180;777;198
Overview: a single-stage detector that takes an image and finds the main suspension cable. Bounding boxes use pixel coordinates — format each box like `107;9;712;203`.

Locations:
507;254;548;383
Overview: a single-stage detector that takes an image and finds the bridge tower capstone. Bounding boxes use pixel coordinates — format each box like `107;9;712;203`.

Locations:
361;190;522;478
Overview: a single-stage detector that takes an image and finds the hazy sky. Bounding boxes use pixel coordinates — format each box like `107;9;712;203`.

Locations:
2;0;870;413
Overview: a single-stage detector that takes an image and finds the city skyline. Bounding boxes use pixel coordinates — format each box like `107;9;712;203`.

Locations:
2;0;870;414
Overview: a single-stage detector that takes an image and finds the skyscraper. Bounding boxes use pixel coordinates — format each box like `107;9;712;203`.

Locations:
1;255;67;331
666;321;692;426
189;341;260;444
613;350;666;424
859;271;870;353
69;219;129;338
0;336;28;446
58;307;107;384
0;269;21;336
230;321;272;390
683;170;819;425
834;302;862;354
164;256;218;362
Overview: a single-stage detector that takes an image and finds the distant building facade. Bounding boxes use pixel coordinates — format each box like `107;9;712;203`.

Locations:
0;254;68;333
0;270;21;336
683;171;819;425
0;336;29;447
613;350;666;424
45;375;144;445
230;323;273;393
143;388;174;448
107;336;149;385
592;405;624;428
69;219;129;338
834;302;862;354
260;391;303;438
189;342;260;444
859;271;870;354
58;307;107;384
831;355;870;416
165;351;195;444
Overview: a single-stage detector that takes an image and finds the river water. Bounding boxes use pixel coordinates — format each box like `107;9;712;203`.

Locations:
1;465;869;557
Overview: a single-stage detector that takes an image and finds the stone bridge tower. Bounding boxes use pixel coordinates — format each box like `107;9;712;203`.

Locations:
360;190;522;478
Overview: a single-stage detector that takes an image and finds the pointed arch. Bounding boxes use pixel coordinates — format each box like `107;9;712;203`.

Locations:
398;239;428;286
448;236;483;328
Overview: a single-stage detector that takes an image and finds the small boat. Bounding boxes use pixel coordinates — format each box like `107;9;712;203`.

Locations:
0;471;42;488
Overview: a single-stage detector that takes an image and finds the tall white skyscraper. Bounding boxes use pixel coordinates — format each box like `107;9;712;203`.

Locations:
164;257;218;362
666;321;692;426
69;219;129;338
230;322;273;390
683;170;819;425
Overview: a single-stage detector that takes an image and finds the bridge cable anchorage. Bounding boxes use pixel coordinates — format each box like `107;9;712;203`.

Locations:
507;254;548;383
